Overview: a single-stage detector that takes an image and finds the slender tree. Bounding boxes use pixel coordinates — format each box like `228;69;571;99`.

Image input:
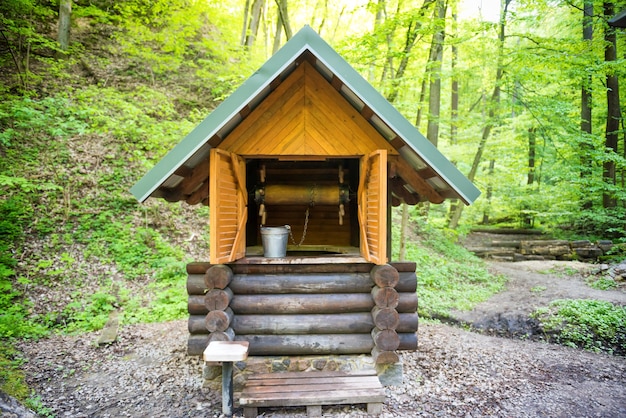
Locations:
580;0;593;210
425;0;447;147
243;0;265;48
449;0;511;229
241;0;252;45
603;1;621;208
58;0;71;52
275;0;293;41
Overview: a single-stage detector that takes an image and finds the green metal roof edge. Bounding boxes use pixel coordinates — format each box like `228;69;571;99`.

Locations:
301;29;481;204
130;28;315;202
131;25;480;204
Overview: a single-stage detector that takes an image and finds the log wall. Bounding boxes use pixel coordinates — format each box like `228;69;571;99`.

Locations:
186;261;418;364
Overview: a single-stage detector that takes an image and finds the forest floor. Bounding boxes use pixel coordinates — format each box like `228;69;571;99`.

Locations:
7;259;626;418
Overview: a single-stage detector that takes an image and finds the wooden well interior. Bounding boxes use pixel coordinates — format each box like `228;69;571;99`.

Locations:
245;158;362;255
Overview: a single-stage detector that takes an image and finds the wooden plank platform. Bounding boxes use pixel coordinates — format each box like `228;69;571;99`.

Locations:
239;370;385;417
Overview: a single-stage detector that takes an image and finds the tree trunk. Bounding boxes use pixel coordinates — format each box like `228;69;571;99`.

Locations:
580;0;593;210
58;0;71;54
603;2;620;209
386;0;436;103
449;0;510;229
528;127;536;186
275;0;293;41
241;0;252;45
368;0;386;83
450;2;459;145
272;5;282;54
426;0;447;147
244;0;265;48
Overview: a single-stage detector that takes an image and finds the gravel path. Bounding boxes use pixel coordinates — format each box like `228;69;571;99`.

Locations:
16;318;626;418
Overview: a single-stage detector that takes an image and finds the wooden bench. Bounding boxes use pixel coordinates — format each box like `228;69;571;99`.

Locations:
203;341;250;417
239;369;385;417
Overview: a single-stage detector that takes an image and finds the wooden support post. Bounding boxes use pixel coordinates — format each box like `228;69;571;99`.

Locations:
222;361;234;416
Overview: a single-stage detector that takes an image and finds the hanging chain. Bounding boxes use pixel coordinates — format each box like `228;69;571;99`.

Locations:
288;207;309;246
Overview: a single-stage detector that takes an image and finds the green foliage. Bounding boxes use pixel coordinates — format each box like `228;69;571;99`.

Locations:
0;341;29;401
124;260;189;324
531;299;626;355
60;291;117;333
569;207;626;240
25;394;54;418
392;212;506;319
586;277;618;291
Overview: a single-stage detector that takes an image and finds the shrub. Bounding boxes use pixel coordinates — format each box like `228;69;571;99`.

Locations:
532;299;626;355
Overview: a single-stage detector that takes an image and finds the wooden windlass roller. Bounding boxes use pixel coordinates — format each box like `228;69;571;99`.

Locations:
255;182;350;225
255;184;350;206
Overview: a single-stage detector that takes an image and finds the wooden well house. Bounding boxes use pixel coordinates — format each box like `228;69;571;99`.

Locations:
131;26;479;400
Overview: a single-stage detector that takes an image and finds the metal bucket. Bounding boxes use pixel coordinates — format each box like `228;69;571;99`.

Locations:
260;226;290;257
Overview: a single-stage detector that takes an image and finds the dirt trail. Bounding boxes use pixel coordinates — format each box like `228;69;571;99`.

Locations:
450;260;626;337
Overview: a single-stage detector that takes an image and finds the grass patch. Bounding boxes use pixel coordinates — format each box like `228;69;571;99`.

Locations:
531;299;626;355
393;217;506;319
587;276;618;290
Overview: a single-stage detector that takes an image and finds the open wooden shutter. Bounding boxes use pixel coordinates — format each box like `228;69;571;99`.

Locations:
209;148;247;264
358;149;388;265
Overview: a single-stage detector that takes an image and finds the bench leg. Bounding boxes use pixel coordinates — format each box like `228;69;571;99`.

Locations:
243;407;258;418
222;361;234;416
306;405;322;417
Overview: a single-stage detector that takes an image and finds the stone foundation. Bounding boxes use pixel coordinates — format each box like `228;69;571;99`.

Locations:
203;354;402;391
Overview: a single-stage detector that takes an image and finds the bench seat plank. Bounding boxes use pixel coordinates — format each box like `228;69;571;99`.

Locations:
240;388;385;407
239;369;385;415
244;375;382;389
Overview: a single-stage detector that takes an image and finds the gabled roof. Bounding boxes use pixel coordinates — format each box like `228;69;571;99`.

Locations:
130;26;480;206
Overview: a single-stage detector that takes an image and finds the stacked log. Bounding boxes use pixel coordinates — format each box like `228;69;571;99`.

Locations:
370;265;399;364
187;264;235;355
463;230;614;261
186;261;419;358
393;262;419;352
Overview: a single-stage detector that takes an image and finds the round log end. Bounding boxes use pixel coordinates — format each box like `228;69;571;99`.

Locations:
205;264;234;289
370;264;400;288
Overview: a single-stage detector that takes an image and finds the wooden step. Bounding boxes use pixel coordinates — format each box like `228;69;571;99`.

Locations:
239;370;385;417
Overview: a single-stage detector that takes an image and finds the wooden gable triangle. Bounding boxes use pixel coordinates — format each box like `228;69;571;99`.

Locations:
219;61;396;157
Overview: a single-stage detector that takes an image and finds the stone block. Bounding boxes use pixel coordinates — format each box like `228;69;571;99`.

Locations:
376;361;403;386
